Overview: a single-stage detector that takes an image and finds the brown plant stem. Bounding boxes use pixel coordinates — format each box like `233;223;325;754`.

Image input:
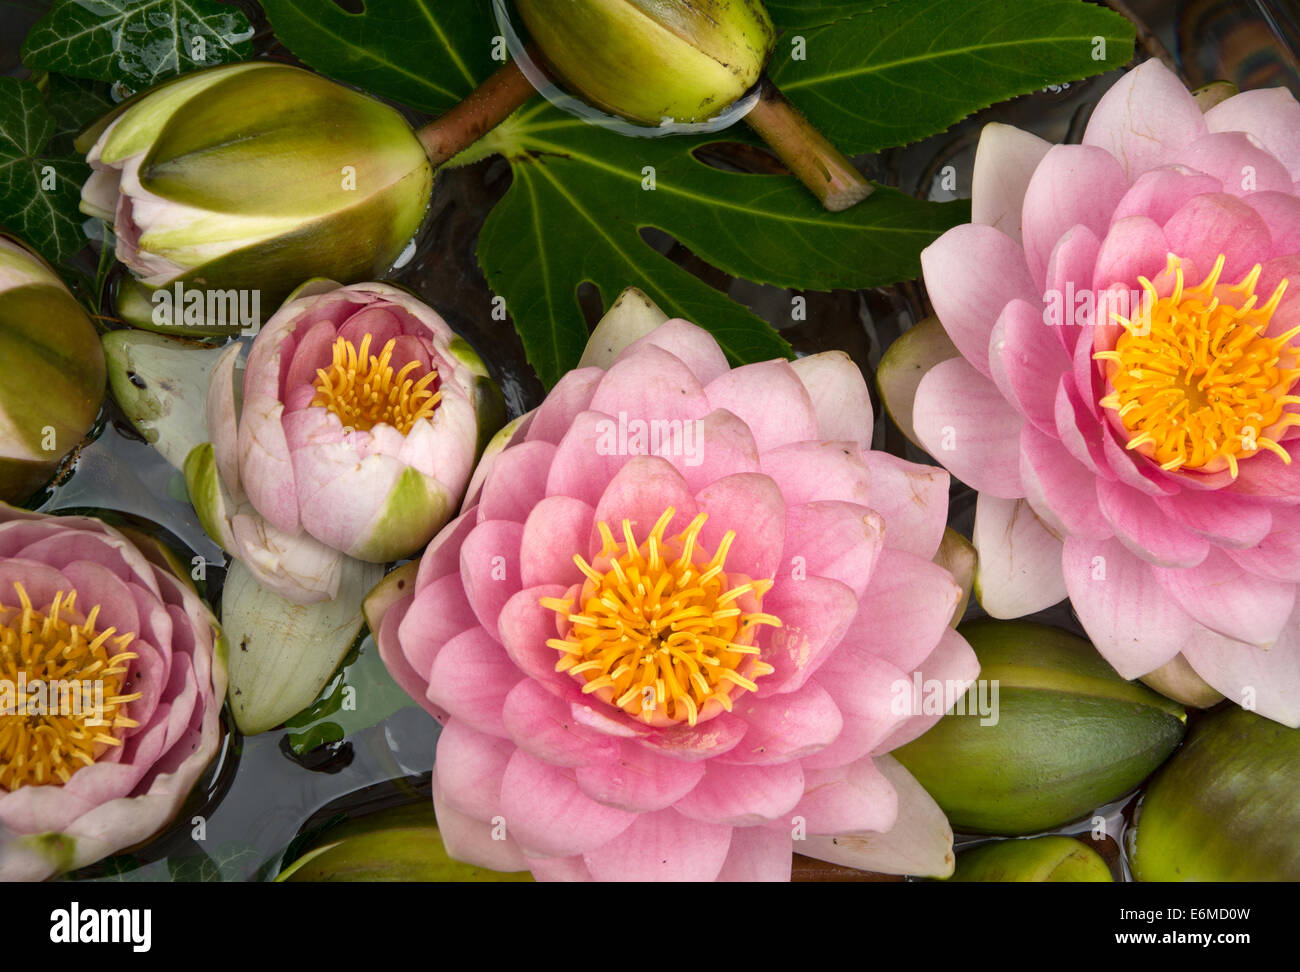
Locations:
416;58;538;166
744;76;875;212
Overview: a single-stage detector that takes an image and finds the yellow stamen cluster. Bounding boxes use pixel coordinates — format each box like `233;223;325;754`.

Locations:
311;333;441;435
0;584;141;791
541;508;781;727
1096;253;1299;476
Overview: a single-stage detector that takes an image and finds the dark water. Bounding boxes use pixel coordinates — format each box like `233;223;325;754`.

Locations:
3;0;1296;881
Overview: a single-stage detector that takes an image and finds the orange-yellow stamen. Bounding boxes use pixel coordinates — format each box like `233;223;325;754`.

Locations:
540;508;780;727
0;583;141;791
311;333;441;435
1095;253;1299;476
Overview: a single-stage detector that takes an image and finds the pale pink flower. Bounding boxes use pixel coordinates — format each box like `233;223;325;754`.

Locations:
909;60;1300;724
371;317;976;881
0;505;225;880
195;281;489;604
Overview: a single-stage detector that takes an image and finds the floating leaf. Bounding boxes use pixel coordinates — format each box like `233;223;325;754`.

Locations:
260;0;497;115
0;78;87;264
768;0;1135;155
22;0;254;91
767;0;895;30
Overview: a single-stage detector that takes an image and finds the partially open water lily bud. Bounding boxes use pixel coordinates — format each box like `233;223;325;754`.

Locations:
895;620;1186;835
0;503;227;880
1131;706;1300;880
79;63;433;328
186;280;501;605
515;0;776;125
0;235;105;503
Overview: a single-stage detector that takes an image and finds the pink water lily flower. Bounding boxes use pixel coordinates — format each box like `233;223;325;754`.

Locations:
907;59;1300;725
0;504;226;880
189;281;493;604
371;315;977;881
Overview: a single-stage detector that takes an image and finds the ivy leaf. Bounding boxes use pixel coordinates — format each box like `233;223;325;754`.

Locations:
478;106;968;385
0;78;88;264
22;0;254;91
259;0;499;115
768;0;1135;154
44;75;116;151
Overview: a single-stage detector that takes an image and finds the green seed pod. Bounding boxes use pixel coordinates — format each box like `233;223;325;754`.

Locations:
0;234;105;502
515;0;777;124
950;836;1113;882
80;62;433;333
1131;706;1300;881
894;620;1186;835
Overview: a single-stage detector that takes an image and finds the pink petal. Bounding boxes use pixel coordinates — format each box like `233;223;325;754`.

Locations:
1152;549;1296;646
1173;131;1294;196
989;297;1070;434
972;495;1067;618
669;407;761;493
545;410;630;508
1092;216;1171;293
838;547;962;673
1021;144;1130;285
801;652;912;770
499;750;636;857
498;584;570;686
477;440;556;524
1043;223;1101;354
674;761;805;825
426;627;522;737
913;358;1024;498
1019;422;1112;539
501;678;616;767
520;495;594;589
1062;536;1197;678
588;343;710;426
695;472;785;580
715;826;793;881
1111;166;1223;225
1162;192;1273;282
459;519;524;638
415;507;478;593
704;360;819;452
1096;477;1211;568
789;351;874;449
1205;86;1300;179
1183;617;1300;727
971;122;1052;243
432;768;528;872
397;572;479;687
582;809;732;882
921;223;1036;377
875;627;980;752
776;756;897;835
722;680;842;765
781;501;884;599
1155;488;1272;550
759;441;871;507
1245;190;1300;258
525;368;603;445
757;575;860;695
1082;58;1207;181
859;452;948;559
618;318;730;385
591;455;698;541
433;718;515;820
574;740;706;812
1225;504;1300;583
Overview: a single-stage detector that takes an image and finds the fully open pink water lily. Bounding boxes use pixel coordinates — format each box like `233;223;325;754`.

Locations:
371;315;977;881
189;281;494;604
0;504;226;880
903;59;1300;725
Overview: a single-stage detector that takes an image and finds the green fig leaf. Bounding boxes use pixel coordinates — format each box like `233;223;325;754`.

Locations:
260;0;498;115
0;78;88;264
767;0;1135;155
21;0;254;91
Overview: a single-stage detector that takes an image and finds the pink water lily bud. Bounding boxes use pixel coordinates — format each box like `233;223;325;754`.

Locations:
369;316;977;882
0;504;226;880
187;280;499;604
898;59;1300;725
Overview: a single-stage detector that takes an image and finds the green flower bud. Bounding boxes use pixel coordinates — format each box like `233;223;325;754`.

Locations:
1131;707;1300;881
276;801;531;882
515;0;776;124
894;620;1186;835
0;234;105;502
950;836;1113;882
81;63;433;332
